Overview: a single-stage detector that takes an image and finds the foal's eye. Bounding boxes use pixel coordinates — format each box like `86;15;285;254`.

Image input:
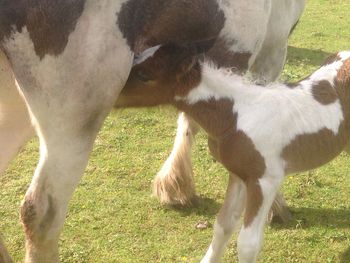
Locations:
136;70;153;82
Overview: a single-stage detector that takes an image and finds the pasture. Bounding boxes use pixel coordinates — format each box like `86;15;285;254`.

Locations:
1;0;350;262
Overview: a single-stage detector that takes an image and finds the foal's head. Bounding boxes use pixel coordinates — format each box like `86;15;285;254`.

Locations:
116;44;204;108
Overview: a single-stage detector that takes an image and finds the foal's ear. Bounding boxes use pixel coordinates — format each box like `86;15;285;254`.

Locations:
176;55;198;78
175;38;215;78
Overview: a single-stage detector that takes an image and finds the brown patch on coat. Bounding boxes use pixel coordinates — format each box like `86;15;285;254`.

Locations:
218;129;265;227
176;99;236;139
323;53;341;65
244;180;263;227
282;122;348;174
205;38;252;72
311;80;337;105
334;58;350;123
0;0;85;58
118;0;225;52
336;58;350;84
0;1;26;43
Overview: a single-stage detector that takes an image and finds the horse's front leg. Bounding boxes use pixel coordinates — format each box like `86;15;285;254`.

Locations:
153;112;200;206
238;171;284;263
0;2;134;261
21;128;97;262
20;85;129;262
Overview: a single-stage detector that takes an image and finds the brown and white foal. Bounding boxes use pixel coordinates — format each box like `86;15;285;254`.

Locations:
116;45;350;262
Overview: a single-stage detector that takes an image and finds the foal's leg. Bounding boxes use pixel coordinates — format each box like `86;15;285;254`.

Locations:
250;37;292;223
237;173;283;263
153;112;200;206
0;51;34;174
201;174;246;263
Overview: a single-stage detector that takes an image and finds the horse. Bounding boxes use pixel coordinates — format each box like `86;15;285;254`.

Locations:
116;43;350;262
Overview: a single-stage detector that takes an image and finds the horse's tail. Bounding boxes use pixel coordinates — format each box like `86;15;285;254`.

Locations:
0;235;13;263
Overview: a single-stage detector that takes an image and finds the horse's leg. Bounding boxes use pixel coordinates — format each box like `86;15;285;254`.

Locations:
21;112;110;262
250;42;288;85
19;66;131;263
237;173;283;263
1;4;133;261
201;173;246;263
153;112;200;206
250;0;305;85
0;51;34;174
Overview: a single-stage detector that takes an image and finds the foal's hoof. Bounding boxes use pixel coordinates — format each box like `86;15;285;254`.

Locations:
268;207;293;224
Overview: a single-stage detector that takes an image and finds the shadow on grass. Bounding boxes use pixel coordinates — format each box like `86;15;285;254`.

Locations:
165;196;221;217
341;247;350;263
287;46;332;67
272;207;350;229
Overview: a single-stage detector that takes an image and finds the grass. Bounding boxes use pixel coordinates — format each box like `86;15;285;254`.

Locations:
1;0;350;262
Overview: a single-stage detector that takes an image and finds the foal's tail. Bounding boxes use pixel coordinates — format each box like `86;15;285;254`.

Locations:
0;236;13;263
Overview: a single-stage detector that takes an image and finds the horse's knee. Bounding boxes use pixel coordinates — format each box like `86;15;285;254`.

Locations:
21;193;56;243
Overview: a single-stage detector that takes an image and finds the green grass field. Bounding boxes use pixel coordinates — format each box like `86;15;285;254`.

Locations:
1;0;350;262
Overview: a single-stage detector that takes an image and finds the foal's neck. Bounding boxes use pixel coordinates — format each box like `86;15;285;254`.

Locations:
174;65;251;139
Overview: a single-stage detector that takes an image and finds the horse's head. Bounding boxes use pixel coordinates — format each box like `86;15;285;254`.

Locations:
115;40;214;108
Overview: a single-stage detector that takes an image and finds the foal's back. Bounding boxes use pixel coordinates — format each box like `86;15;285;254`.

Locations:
221;52;350;174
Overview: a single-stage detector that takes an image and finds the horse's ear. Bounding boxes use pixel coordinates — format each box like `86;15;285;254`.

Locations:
175;38;215;78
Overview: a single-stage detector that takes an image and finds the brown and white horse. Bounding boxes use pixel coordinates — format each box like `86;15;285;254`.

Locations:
0;0;304;262
117;44;350;263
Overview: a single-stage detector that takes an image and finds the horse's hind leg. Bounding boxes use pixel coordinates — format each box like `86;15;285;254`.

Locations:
2;7;133;261
20;83;130;263
0;51;34;175
20;114;109;262
18;61;131;263
153;112;200;206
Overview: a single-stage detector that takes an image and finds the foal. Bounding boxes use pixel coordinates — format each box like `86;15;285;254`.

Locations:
116;45;350;262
